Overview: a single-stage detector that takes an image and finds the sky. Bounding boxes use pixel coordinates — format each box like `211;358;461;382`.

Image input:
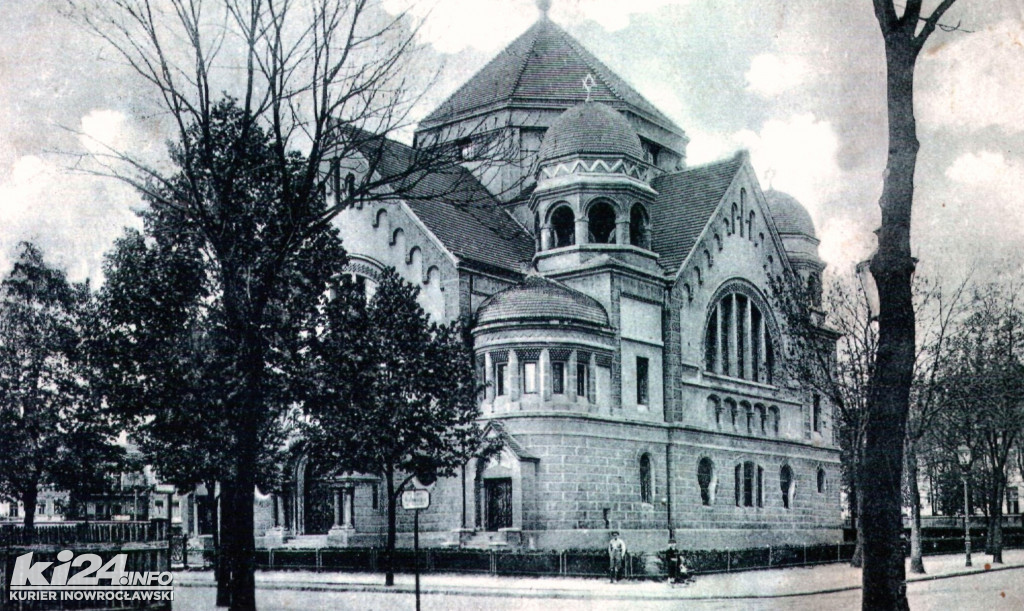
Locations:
1;0;1022;285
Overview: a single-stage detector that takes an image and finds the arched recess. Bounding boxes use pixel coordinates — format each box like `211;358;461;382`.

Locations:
407;246;423;275
817;467;827;493
587;200;617;244
780;464;795;509
629;203;651;249
373;208;388;229
548;204;576;248
697;457;716;506
639;453;654;504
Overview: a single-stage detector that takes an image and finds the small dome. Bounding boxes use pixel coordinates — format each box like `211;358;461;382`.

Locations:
476;276;609;328
537;102;644;165
764;190;816;238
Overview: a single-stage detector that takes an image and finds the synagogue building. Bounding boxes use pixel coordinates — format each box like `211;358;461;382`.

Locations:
255;3;842;552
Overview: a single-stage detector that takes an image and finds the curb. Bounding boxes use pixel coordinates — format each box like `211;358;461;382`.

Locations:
171;563;1024;601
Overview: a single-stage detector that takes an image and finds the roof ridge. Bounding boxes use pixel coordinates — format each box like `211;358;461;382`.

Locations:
424;21;543;124
507;20;543;101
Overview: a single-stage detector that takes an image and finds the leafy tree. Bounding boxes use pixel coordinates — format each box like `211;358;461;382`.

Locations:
68;2;503;606
0;242;124;527
300;267;488;586
934;283;1024;564
867;2;962;606
95;99;345;609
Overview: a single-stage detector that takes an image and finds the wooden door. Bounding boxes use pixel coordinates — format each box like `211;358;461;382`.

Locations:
485;478;513;531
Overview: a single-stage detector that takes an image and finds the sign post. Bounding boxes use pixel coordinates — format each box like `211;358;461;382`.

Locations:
401;489;430;611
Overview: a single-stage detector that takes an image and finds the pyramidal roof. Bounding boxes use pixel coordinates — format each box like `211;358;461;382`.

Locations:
421;17;682;136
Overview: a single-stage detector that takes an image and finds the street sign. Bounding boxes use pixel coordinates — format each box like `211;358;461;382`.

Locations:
402;489;430;510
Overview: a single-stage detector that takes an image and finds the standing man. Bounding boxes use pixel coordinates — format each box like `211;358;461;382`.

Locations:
608;531;627;583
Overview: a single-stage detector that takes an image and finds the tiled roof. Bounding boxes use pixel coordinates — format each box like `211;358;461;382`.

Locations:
422;18;680;135
650;155;746;273
764;190;816;238
357;135;535;275
537;102;644;163
476;275;609;327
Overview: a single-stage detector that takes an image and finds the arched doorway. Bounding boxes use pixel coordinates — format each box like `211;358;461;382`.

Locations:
300;458;334;535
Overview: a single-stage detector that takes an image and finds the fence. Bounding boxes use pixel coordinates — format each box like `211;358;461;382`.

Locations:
252;533;1024;580
0;522;171;611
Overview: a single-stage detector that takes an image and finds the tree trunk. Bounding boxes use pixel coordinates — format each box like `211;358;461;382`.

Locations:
907;440;925;574
862;37;918;611
384;468;396;587
22;484;38;529
213;482;230;607
852;484;864;568
990;475;1005;563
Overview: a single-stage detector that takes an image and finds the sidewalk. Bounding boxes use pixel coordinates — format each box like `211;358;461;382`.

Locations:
172;549;1024;601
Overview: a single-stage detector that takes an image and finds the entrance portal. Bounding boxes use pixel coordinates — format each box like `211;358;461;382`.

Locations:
303;461;333;535
484;478;513;531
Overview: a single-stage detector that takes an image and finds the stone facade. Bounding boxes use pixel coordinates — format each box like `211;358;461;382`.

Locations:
267;9;842;553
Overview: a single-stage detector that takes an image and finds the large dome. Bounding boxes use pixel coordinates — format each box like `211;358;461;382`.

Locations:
764;190;816;239
476;276;609;328
537;102;645;165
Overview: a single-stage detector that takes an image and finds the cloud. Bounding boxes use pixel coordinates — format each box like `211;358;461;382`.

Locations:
0;151;141;284
382;0;685;53
918;19;1024;133
745;53;808;97
735;113;841;211
945;150;1016;187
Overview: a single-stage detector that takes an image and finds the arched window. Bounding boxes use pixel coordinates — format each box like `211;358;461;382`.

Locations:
629;203;650;248
747;211;755;239
549;205;575;248
714;233;723;251
704;290;775;383
817;468;826;494
639;453;653;503
741;401;753;435
769;406;781;436
731;203;739;235
588;201;617;244
780;465;794;509
698;458;714;506
704;249;713;268
756;404;767;435
345;173;355;199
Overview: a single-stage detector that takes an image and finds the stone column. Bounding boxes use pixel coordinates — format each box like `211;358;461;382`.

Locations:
744;298;754;380
540;349;552;402
715;304;723;374
540;221;552;251
728;295;738;377
575;214;588;246
615;218;630;246
567;351;578;403
484;352;494;404
757;316;767;382
509;350;521;402
342;488;354;528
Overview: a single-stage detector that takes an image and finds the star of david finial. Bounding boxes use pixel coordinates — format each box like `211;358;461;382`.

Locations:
582;73;596;102
537;0;552;18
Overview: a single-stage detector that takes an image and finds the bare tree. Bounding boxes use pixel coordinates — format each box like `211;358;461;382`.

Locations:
771;270;871;567
904;274;969;574
865;1;961;607
63;2;504;610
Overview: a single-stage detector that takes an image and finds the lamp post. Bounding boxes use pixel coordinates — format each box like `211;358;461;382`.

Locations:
956;445;973;567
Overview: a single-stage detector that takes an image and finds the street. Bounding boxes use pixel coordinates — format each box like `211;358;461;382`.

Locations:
172;567;1024;611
